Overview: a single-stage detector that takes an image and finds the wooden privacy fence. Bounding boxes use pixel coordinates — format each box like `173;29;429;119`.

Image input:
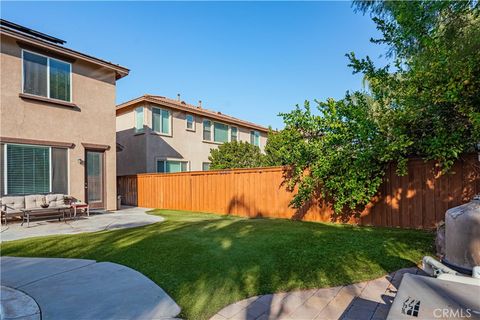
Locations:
118;154;479;229
117;175;138;206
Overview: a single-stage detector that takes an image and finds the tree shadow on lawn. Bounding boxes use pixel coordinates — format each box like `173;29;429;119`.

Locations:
1;210;434;319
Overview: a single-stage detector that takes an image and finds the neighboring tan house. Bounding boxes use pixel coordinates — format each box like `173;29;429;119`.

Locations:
0;20;129;210
116;95;269;174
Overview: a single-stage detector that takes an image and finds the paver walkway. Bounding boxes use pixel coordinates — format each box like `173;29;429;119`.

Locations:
0;256;181;320
211;267;426;320
1;206;162;242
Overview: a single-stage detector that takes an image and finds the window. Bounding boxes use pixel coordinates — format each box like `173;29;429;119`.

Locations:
5;144;51;194
157;160;188;173
135;107;144;133
202;162;211;171
186;114;195;131
250;130;260;147
231;127;238;142
203;120;237;143
203;119;212;141
214;122;229;143
152;107;170;135
23;50;71;102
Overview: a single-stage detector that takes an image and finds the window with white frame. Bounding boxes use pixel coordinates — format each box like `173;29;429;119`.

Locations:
203;119;212;141
203;119;234;143
186;114;195;131
214;122;229;143
156;160;188;173
202;162;211;171
250;130;260;147
135;107;144;133
230;127;238;142
152;107;171;135
22;50;72;102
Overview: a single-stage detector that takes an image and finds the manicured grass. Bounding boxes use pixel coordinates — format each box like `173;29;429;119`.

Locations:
1;210;434;319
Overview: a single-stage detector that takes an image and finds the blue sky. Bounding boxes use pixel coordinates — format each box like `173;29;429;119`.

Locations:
2;1;387;129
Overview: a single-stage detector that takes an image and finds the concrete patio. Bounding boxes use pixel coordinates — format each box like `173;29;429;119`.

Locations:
0;256;180;320
211;267;426;320
0;206;162;242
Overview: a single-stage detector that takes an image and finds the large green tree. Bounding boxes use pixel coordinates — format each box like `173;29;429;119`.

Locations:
208;141;266;170
350;0;480;169
279;1;479;214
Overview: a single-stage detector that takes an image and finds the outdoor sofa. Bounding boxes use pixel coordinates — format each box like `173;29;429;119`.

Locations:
0;194;87;227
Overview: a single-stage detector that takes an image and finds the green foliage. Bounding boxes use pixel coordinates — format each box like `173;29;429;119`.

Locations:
279;93;404;213
208;141;266;169
350;0;480;169
263;129;294;166
279;1;479;213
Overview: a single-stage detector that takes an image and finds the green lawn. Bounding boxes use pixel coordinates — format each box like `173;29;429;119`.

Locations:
1;210;434;319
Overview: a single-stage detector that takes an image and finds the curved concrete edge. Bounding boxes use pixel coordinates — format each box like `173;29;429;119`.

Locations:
1;256;181;320
211;267;425;320
1;285;41;320
0;207;163;242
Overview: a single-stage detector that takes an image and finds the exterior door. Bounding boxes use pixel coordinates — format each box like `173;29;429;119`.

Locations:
85;150;105;209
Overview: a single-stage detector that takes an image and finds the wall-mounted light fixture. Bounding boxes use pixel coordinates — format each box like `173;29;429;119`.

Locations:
77;158;84;165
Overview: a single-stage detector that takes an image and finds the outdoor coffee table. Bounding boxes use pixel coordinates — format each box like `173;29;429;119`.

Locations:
21;207;67;228
71;203;90;219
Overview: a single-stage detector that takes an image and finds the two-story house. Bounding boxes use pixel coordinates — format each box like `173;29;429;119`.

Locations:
0;20;129;210
116;95;269;174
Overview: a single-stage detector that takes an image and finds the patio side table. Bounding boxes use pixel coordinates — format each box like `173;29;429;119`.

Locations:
71;203;89;219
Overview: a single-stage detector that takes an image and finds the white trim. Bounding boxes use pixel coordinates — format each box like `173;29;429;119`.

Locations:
21;49;24;96
134;106;144;133
3;144;7;194
202;119;238;144
67;148;71;195
48;147;52;192
152;106;172;135
213;121;229;143
202;162;211;171
21;49;73;103
47;55;50;100
202;118;212;141
250;130;260;147
230;126;238;142
155;158;190;173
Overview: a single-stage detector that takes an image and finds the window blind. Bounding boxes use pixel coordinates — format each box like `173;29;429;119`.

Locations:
203;120;212;140
231;127;238;142
214;122;229;143
161;109;170;134
6;144;50;194
152;108;170;134
135;107;144;132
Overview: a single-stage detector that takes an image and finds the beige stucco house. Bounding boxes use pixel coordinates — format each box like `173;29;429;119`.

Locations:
116;95;269;175
0;20;129;210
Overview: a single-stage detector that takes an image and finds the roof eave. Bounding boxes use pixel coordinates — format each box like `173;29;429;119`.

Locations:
116;96;269;133
1;27;130;79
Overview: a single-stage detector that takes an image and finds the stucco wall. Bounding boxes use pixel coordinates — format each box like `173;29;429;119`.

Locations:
0;35;119;210
116;109;147;176
116;102;268;174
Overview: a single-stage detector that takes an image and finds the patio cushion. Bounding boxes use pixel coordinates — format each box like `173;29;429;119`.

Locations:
46;194;66;208
1;196;25;212
25;195;46;210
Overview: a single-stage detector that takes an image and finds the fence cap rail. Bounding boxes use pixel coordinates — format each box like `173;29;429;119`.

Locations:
136;166;288;178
